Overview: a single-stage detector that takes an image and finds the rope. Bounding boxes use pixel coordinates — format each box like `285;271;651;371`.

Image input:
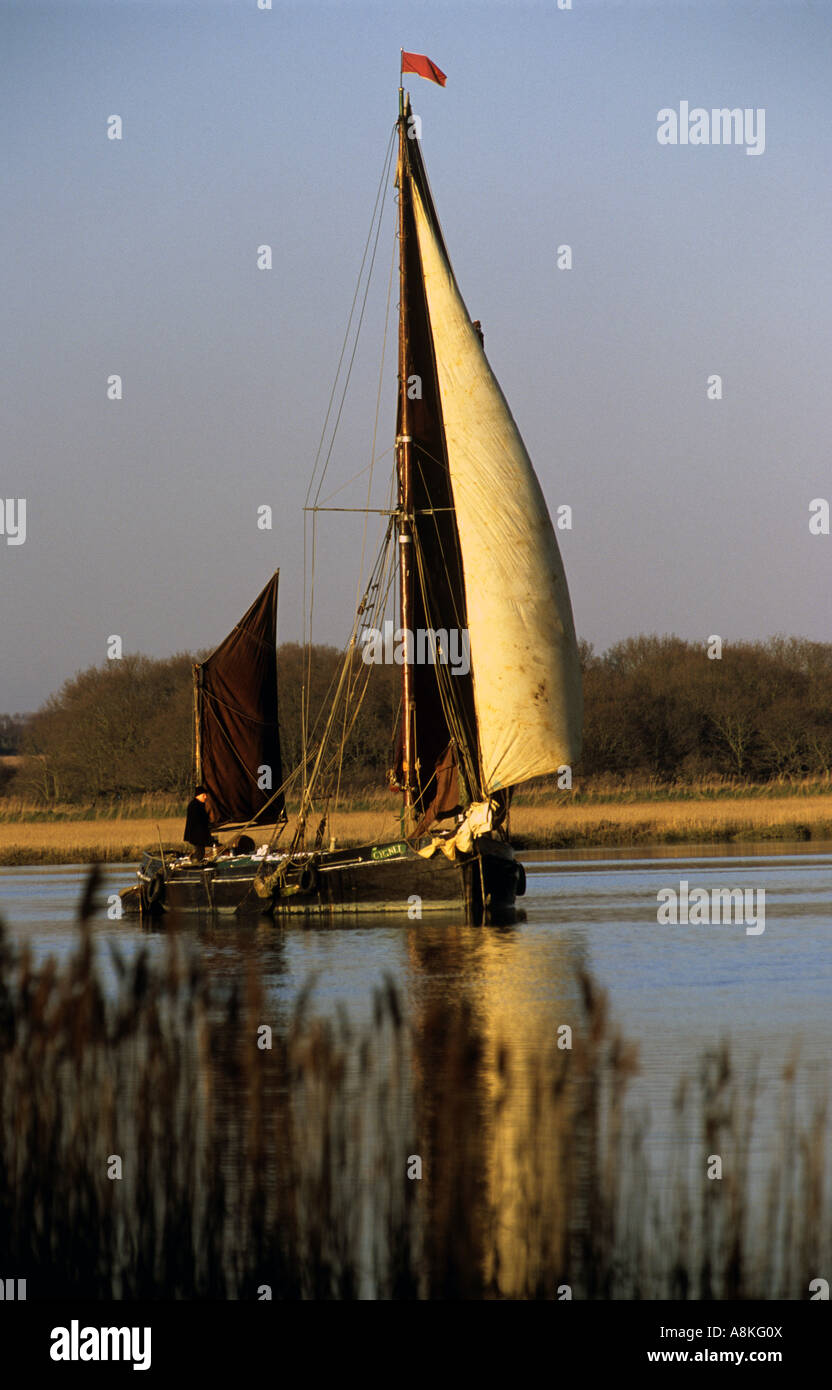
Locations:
302;129;397;798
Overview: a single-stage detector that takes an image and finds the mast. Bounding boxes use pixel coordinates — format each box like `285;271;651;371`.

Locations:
392;84;482;833
193;662;202;786
396;85;417;832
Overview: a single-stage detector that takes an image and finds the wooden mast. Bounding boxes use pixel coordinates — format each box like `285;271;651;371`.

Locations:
192;662;202;787
396;85;417;833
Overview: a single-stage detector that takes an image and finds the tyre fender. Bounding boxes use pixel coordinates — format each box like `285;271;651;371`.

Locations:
299;864;318;895
146;870;166;911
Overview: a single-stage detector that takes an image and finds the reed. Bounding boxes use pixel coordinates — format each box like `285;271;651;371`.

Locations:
0;871;828;1299
0;794;188;823
1;775;830;822
506;796;832;849
0;818;184;866
2;792;831;865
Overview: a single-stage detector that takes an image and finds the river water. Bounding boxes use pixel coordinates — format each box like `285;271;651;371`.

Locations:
2;844;829;1045
2;842;829;1133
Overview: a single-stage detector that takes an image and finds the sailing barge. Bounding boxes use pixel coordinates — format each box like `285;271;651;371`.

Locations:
127;65;582;924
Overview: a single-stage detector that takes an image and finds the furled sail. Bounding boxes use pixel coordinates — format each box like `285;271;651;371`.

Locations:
408;168;582;792
195;571;284;826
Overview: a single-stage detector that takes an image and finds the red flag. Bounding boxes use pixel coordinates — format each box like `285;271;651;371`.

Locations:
401;51;447;87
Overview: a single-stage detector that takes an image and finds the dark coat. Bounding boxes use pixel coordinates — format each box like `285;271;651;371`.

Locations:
184;797;213;848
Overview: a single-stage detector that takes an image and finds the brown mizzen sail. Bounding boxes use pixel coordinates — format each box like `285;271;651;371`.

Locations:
194;571;284;827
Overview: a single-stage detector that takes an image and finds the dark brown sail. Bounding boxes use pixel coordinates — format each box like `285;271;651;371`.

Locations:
395;96;480;832
195;571;284;826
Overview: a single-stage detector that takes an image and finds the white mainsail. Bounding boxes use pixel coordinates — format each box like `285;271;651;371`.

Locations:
411;182;582;793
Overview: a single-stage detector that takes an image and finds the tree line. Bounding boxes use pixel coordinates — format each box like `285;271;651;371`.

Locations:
4;634;831;804
579;635;832;781
0;714;27;756
10;646;401;804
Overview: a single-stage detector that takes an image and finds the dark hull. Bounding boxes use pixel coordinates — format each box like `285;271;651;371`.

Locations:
128;837;523;924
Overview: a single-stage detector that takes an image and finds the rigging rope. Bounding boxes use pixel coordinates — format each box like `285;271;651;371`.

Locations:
302;127;397;795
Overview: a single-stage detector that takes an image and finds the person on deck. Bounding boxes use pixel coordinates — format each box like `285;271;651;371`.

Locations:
184;786;216;862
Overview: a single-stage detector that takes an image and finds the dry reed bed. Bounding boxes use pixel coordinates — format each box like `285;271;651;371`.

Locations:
0;817;184;864
0;869;829;1298
2;776;830;824
507;795;832;848
1;793;832;864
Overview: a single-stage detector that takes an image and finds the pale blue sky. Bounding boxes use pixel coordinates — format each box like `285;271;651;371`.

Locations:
2;0;830;711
